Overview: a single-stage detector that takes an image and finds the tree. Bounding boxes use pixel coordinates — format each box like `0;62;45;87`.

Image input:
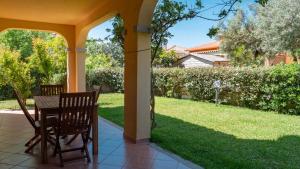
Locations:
47;35;67;74
0;31;67;98
0;30;51;60
0;44;33;101
218;9;265;66
28;38;54;88
153;49;178;67
86;53;116;72
255;0;300;63
86;38;124;67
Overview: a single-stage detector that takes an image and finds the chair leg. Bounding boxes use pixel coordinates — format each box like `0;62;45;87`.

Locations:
57;141;64;167
25;137;41;153
53;136;59;157
65;134;79;145
25;134;39;146
47;136;56;146
81;133;91;162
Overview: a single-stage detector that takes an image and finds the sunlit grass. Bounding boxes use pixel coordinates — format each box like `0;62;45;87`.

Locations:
0;99;34;110
99;93;300;169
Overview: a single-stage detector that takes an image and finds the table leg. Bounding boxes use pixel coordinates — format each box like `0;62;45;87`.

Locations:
35;104;39;121
34;104;39;135
92;106;98;155
40;110;48;163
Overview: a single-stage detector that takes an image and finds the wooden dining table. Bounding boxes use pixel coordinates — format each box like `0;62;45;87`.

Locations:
33;95;99;163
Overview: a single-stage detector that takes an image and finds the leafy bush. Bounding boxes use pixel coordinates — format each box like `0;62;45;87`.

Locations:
260;64;300;114
153;68;187;98
0;45;33;100
86;64;300;114
87;68;123;92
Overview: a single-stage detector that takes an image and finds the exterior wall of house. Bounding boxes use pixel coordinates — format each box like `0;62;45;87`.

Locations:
264;53;294;66
178;56;213;68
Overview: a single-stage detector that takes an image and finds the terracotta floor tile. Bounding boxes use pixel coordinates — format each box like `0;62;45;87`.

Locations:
152;159;179;169
0;112;199;169
0;153;30;165
101;155;127;167
98;164;122;169
0;163;14;169
177;163;192;169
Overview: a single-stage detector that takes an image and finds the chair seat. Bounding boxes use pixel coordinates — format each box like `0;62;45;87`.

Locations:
34;116;58;128
53;125;89;136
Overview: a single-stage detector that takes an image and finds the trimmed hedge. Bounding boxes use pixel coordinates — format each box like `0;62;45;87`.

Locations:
86;68;124;92
86;64;300;114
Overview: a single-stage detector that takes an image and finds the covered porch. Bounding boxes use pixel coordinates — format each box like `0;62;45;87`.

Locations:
0;0;155;143
0;111;199;169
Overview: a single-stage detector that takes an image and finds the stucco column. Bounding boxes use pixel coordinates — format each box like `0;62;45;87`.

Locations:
123;24;151;142
75;46;86;92
67;36;86;92
67;44;77;92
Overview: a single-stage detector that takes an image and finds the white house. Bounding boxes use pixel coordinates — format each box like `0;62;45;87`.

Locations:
175;53;229;68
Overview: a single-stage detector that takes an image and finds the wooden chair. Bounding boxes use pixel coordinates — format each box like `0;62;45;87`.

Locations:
65;86;101;145
40;84;65;96
92;85;102;102
14;90;55;153
52;91;96;167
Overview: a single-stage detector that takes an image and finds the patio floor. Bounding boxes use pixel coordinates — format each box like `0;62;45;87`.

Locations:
0;111;202;169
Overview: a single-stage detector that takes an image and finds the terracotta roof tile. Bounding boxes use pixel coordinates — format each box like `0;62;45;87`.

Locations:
187;41;220;52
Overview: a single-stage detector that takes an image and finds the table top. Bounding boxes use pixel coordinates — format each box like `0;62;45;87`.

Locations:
34;95;99;110
34;96;60;110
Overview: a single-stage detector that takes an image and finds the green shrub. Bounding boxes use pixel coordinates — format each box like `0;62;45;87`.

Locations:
86;64;300;114
185;67;267;108
153;68;187;98
87;68;123;92
260;64;300;114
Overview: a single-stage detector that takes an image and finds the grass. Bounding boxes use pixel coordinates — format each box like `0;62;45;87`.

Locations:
99;93;300;169
0;99;34;110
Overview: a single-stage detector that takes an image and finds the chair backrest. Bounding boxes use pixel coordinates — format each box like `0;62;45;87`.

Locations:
40;84;65;96
92;85;101;102
58;91;96;135
14;90;37;129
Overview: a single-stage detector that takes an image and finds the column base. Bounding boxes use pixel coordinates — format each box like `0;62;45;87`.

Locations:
123;133;149;144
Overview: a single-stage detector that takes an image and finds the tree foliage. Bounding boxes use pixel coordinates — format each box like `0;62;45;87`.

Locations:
28;38;54;86
255;0;300;62
154;49;178;67
0;30;68;99
86;39;124;67
0;30;50;60
86;53;116;72
47;36;67;74
219;9;264;66
0;45;33;100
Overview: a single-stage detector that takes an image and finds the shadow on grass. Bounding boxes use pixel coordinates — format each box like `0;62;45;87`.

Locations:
99;105;300;169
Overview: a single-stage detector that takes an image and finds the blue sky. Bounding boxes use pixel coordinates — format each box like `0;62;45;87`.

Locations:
88;0;255;48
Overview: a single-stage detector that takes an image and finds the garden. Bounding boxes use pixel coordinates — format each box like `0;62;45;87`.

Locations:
87;64;300;115
98;93;300;169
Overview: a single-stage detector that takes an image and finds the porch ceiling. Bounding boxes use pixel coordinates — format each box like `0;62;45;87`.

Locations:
0;0;110;25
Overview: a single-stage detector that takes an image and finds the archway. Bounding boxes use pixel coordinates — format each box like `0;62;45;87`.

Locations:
0;28;69;101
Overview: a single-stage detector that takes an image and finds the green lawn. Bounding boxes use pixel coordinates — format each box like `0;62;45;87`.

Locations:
99;93;300;169
0;99;34;110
